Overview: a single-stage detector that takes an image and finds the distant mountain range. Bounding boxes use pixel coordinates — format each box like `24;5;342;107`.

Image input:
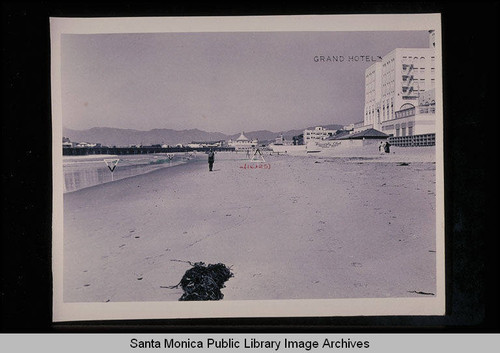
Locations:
63;124;344;147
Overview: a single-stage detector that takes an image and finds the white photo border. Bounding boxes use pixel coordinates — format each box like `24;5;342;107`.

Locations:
51;14;445;322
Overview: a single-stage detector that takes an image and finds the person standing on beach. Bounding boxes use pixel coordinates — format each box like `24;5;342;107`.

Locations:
208;149;215;171
384;141;391;153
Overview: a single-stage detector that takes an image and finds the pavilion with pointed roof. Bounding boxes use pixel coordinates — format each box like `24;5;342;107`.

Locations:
228;131;258;151
236;132;249;141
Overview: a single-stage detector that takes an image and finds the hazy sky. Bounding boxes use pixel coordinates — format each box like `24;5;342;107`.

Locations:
61;31;429;134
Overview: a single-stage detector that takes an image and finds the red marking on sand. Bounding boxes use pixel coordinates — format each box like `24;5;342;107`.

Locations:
239;163;271;170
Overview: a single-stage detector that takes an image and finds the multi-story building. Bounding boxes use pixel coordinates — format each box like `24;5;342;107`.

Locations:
362;30;437;146
364;61;382;130
303;126;338;145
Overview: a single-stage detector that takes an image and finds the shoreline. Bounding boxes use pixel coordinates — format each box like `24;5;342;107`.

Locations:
64;157;204;195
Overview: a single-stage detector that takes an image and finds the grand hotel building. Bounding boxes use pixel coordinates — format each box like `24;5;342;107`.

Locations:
362;30;436;146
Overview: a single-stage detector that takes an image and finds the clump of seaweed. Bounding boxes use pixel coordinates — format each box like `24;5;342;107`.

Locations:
165;261;233;301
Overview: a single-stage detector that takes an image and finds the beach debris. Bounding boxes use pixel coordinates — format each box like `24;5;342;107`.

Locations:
398;162;410;166
164;260;233;301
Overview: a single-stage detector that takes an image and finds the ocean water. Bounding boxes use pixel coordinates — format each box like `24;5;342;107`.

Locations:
63;153;199;193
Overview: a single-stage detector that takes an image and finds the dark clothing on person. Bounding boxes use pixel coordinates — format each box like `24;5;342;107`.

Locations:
208;151;215;171
384;142;391;153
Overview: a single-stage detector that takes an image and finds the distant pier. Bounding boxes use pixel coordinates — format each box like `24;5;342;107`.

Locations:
63;146;235;156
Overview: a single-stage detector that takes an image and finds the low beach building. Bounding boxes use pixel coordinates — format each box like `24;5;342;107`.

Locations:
187;140;225;148
76;142;99;148
317;128;389;148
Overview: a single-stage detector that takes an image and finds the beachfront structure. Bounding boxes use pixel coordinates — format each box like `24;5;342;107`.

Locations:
352;121;368;134
274;134;286;145
336;128;389;146
362;30;437;146
303;126;338;145
315;128;389;149
342;123;355;132
187;140;225;148
63;137;73;148
75;142;100;148
383;89;436;146
227;132;258;151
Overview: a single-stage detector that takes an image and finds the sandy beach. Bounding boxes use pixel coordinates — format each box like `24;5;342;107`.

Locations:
63;147;437;303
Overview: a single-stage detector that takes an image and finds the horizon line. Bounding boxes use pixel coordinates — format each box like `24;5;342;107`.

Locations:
62;122;351;136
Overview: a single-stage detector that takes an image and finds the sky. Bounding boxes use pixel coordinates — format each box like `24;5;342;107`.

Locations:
61;30;429;134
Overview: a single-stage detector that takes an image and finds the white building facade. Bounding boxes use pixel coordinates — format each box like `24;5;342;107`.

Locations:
303;126;337;145
362;30;437;146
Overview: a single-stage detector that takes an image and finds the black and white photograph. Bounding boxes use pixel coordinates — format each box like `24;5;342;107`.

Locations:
50;14;445;321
